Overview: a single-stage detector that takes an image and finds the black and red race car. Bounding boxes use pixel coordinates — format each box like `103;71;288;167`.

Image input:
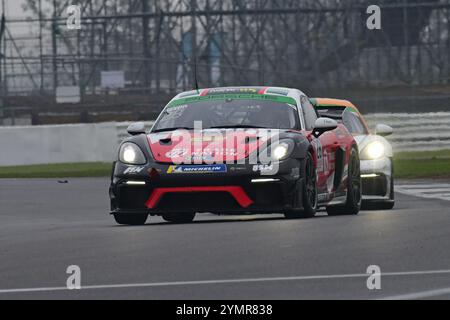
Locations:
109;87;361;225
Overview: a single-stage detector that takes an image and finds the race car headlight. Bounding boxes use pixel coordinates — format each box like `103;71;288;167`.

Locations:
119;143;147;165
270;140;295;161
361;141;385;160
273;144;289;160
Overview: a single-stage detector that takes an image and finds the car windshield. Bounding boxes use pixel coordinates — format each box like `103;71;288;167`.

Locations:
317;107;368;135
342;109;368;135
152;97;300;132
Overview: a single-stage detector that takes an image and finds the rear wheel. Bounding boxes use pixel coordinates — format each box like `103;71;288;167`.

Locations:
326;148;361;216
162;212;196;223
114;213;148;226
284;152;318;219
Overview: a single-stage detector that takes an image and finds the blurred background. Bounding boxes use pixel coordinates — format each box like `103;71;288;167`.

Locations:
0;0;450;168
0;0;449;125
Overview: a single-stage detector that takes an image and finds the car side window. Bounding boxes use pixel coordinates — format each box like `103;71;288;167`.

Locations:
301;96;318;131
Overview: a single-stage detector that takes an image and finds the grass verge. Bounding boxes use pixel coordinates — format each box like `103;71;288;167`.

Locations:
0;150;449;179
394;150;450;179
0;162;112;179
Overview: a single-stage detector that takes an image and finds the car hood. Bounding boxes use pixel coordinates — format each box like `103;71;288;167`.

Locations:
147;129;285;163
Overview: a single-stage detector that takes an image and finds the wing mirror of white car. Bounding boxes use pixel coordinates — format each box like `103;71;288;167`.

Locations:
375;124;393;137
313;117;338;138
127;122;146;135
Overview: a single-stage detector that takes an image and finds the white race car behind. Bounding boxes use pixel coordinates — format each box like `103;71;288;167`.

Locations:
311;98;395;210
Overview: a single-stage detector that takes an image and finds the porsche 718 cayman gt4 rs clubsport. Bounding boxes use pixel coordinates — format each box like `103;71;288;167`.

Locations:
109;87;361;225
311;98;395;210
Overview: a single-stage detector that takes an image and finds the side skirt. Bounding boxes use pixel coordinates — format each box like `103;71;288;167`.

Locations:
318;193;348;207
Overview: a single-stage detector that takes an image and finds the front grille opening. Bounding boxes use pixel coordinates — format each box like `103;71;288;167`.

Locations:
362;175;387;196
156;192;241;211
246;184;284;206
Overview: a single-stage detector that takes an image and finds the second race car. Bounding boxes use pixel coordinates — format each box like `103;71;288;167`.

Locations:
311;98;395;210
109;87;361;225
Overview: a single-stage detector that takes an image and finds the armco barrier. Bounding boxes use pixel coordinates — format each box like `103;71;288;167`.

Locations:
364;112;450;152
1;113;449;166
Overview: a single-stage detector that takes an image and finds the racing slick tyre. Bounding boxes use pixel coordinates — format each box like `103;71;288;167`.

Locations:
378;174;395;210
284;152;318;219
326;148;362;216
114;213;148;226
162;212;196;224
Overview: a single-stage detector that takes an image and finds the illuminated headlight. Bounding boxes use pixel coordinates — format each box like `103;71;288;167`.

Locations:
361;141;385;160
273;143;289;160
270;140;294;161
119;142;147;165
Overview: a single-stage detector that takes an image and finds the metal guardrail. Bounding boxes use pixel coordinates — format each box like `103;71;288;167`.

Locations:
116;113;450;153
365;112;450;152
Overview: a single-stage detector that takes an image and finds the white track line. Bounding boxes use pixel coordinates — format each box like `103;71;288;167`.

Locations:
396;184;450;201
2;269;450;295
379;286;450;300
397;184;450;189
405;188;450;193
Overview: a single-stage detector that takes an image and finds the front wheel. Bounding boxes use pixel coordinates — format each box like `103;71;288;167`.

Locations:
284;152;318;219
326;148;361;216
114;213;148;225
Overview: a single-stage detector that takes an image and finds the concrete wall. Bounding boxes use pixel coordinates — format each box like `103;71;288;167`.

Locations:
0;123;120;166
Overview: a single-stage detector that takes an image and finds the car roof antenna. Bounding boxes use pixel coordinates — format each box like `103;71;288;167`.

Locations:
193;55;200;95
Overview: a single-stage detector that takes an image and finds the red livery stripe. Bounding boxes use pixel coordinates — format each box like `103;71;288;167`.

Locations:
145;186;254;209
258;87;268;94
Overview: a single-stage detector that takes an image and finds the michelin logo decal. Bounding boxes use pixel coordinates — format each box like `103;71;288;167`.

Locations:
167;164;227;174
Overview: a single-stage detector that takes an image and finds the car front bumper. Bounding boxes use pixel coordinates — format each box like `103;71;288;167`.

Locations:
109;159;304;215
360;157;392;201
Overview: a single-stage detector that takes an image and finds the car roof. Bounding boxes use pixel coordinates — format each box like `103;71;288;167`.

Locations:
310;97;361;114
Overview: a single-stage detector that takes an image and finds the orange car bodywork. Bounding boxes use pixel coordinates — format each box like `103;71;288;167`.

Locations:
312;98;371;134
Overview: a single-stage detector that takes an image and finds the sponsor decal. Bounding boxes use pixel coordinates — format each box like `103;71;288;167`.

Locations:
167;164;227;174
311;138;324;172
265;87;289;96
189;154;214;162
252;164;274;172
167;94;297;108
290;167;300;179
318;193;329;202
206;87;259;95
165;148;238;160
124;166;145;174
165;148;188;158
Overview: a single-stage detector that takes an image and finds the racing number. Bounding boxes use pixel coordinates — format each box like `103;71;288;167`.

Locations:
311;138;324;172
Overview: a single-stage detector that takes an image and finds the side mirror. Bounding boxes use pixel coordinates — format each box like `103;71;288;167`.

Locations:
313;117;338;138
127;122;146;135
375;124;393;137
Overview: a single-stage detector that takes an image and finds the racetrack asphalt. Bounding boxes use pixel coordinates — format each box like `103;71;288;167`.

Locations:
1;178;450;300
